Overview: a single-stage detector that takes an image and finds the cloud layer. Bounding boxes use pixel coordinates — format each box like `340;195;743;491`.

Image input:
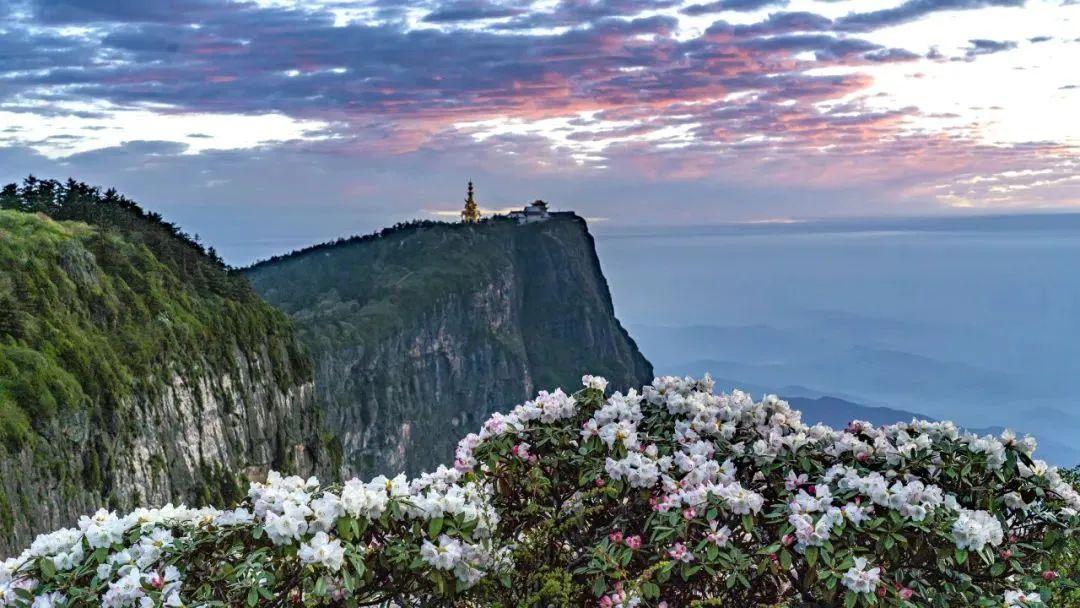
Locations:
0;0;1077;260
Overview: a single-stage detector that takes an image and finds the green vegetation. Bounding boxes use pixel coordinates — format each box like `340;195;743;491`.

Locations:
0;177;310;450
246;217;525;350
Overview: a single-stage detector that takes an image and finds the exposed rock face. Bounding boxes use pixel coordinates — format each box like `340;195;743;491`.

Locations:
247;213;653;478
0;349;315;555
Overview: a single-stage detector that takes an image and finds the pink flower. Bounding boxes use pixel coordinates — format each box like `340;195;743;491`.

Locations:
1043;570;1059;581
682;508;696;520
898;587;914;600
599;596;613;608
668;542;695;562
625;535;642;550
148;571;164;589
609;531;624;545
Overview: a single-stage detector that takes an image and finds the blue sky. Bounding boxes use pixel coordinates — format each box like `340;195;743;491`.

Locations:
1;0;1078;261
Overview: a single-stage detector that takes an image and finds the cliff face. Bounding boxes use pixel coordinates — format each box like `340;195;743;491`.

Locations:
0;347;315;556
0;201;318;556
246;213;653;477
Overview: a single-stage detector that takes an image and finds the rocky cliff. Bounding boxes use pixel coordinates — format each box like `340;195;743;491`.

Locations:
246;213;653;478
0;180;319;555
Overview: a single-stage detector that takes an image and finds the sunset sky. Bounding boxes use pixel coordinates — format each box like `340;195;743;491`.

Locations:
2;0;1078;260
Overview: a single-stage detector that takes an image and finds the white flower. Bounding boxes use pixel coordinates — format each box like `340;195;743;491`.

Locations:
310;493;345;531
598;420;640;451
605;452;661;488
841;557;880;594
951;509;1004;552
214;508;254;527
298;532;345;572
420;535;464;571
1004;590;1042;607
31;592;65;608
263;501;312;546
78;509;129;549
101;567;145;607
705;521;731;547
1003;492;1027;511
582;375;609;392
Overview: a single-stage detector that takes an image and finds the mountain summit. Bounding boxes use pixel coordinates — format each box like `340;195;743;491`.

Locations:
246;211;653;477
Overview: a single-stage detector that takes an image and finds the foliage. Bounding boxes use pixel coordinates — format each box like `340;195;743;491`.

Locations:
1;177;235;296
244;216;529;350
0;178;311;517
0;179;310;432
1046;467;1080;607
2;375;1077;607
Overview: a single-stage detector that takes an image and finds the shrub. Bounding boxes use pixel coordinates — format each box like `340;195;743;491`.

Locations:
2;375;1077;607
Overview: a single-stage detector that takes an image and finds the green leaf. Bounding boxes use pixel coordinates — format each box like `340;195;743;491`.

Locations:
780;549;792;570
806;546;819;568
428;517;444;538
246;587;258;607
591;576;607;597
38;557;56;580
336;517;354;541
642;581;660;599
955;549;967;565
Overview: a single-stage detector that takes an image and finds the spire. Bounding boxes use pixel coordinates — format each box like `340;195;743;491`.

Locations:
461;180;481;223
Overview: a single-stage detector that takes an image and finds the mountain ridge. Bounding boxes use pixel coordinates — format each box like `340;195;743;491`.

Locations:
0;179;321;554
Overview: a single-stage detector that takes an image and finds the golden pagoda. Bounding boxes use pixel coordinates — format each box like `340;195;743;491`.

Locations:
461;180;481;223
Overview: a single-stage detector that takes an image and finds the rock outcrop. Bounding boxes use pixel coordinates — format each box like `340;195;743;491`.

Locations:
246;213;653;478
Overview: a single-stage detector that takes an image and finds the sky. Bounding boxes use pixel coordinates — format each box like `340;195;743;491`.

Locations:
1;0;1079;263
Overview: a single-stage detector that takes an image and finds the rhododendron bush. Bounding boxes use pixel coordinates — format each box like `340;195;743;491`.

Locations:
3;376;1078;607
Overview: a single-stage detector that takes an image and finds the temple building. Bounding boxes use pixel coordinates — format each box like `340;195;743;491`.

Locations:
461;181;481;223
508;200;550;224
461;182;552;225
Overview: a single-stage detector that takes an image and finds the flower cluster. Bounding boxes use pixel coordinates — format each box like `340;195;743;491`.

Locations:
4;374;1078;607
841;557;881;594
952;508;1005;552
1;467;501;606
